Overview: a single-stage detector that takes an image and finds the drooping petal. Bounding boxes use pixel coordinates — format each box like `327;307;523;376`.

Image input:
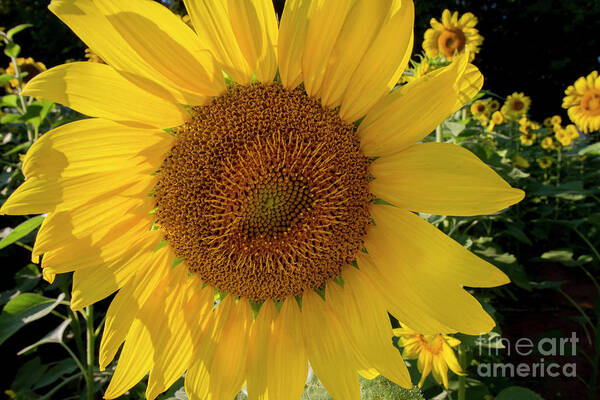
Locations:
339;0;414;122
49;0;209;105
22;63;189;128
104;319;154;399
327;268;412;388
359;52;482;157
227;0;278;82
99;247;174;370
246;300;277;400
365;204;507;335
301;290;361;400
70;229;163;310
146;274;213;400
93;0;225;97
184;296;252;399
266;298;308;399
370;142;525;216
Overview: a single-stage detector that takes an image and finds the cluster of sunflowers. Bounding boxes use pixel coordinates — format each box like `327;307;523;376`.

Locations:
0;3;598;400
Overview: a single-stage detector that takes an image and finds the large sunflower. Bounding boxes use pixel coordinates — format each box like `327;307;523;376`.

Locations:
423;9;483;61
562;70;600;133
1;1;524;399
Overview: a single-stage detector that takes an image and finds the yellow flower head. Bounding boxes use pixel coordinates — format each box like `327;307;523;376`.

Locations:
543;117;553;127
394;326;464;388
562;71;600;133
423;9;483;61
488;99;500;112
519;132;536;146
513;155;530;169
501;92;531;120
491;111;504;125
555;129;572;146
566;124;580;139
470;99;489;120
550;115;562;125
541;136;554;150
537;157;553;169
4;57;47;92
3;1;524;399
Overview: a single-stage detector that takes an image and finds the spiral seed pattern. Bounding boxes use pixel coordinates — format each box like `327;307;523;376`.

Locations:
154;83;371;301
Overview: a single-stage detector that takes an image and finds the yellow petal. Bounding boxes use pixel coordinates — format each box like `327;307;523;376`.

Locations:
246;301;277;400
366;204;504;335
327;268;412;388
301;0;355;97
185;296;251;399
227;0;278;82
146;275;212;400
0;169;155;216
358;52;482;157
301;290;361;400
370;142;525;216
22;119;172;179
22;63;189;128
70;229;163;310
183;0;253;84
33;195;151;261
42;215;156;274
356;252;455;334
339;0;414;122
49;0;207;105
266;298;308;399
104;319;153;399
99;247;174;370
318;0;391;107
442;341;464;376
93;0;225;97
277;0;311;89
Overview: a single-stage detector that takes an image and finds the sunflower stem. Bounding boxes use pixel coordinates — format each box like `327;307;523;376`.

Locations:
85;306;95;400
458;346;467;400
435;125;442;142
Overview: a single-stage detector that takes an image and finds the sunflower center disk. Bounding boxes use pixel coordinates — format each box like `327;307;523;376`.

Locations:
438;29;466;57
582;90;600;115
154;83;371;301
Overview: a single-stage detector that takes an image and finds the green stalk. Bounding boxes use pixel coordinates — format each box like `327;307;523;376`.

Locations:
85;306;95;400
458;346;467;400
435;125;442;142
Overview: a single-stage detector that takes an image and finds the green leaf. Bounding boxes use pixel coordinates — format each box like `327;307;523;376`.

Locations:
504;224;532;245
1;112;23;124
541;249;576;266
0;94;19;108
4;41;21;58
21;100;55;129
496;386;544;400
6;24;33;40
0;215;45;250
34;358;77;390
0;292;65;346
18;318;71;355
579;142;600;156
443;121;466;137
0;73;15;86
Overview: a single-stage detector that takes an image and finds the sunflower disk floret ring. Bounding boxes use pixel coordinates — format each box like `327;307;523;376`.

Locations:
1;0;525;399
